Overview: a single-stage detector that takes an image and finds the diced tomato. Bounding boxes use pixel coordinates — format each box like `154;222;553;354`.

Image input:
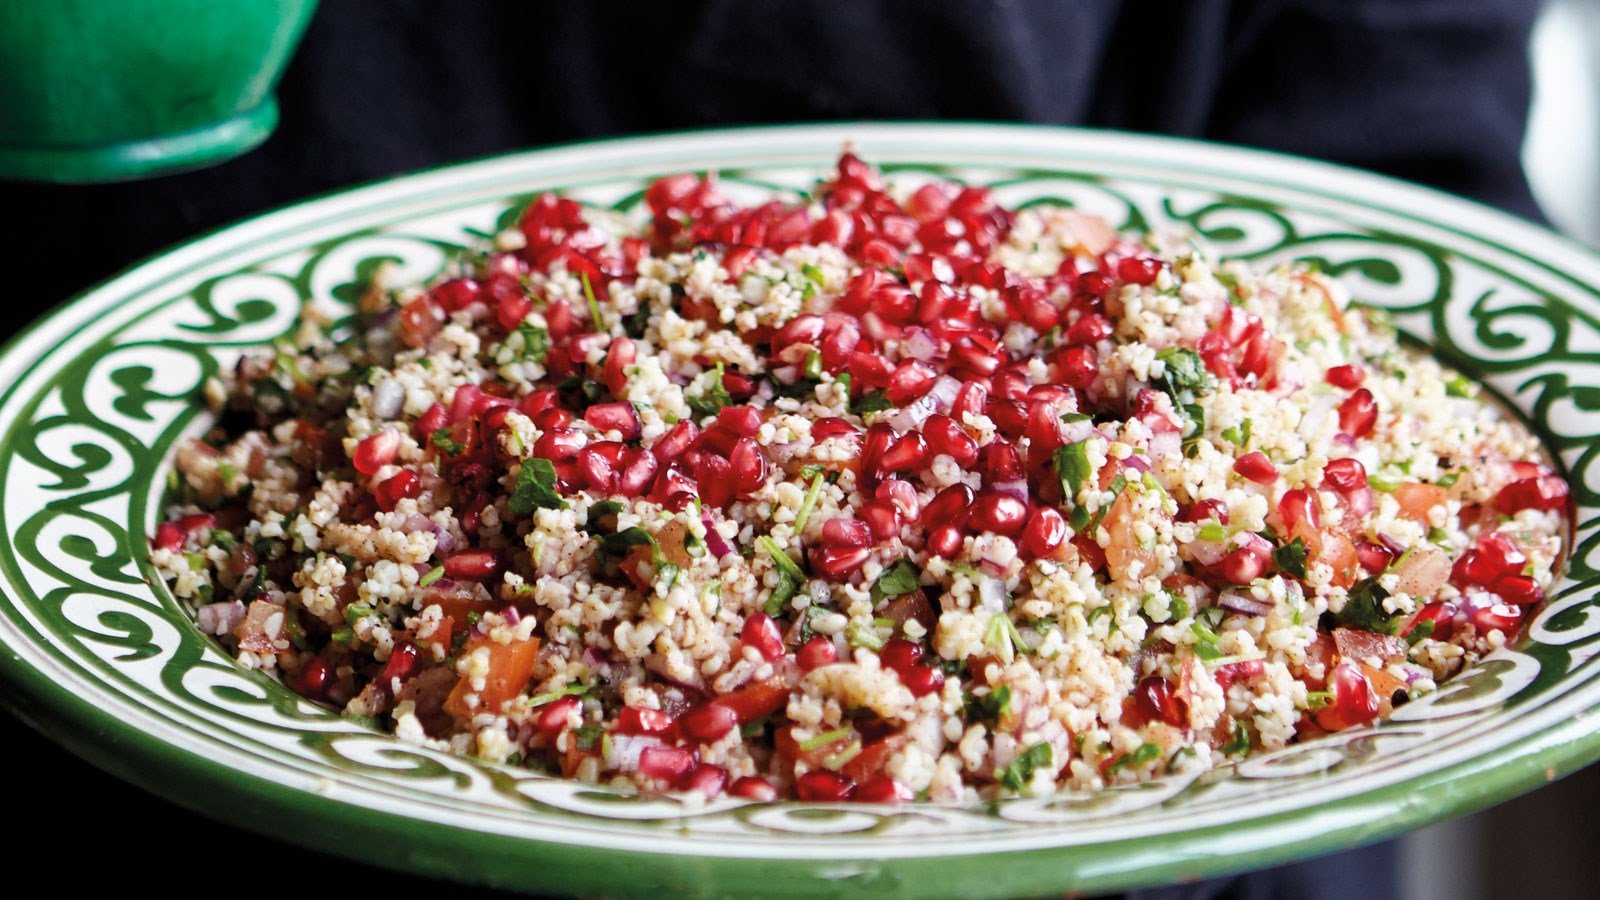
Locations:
710;677;789;724
1392;482;1448;524
445;635;541;720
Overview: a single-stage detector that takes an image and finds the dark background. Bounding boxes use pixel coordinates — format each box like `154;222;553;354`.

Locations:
2;1;1594;897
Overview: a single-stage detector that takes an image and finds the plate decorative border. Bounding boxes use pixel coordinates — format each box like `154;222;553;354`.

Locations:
1;124;1598;897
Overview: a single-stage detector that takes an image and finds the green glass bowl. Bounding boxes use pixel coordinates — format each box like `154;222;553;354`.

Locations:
0;0;317;183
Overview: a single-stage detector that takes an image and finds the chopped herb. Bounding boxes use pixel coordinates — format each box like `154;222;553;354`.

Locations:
344;603;375;627
1106;742;1161;774
996;742;1053;792
574;725;603;751
846;619;886;651
580;272;604;326
870;559;919;604
1405;619;1436;646
688;363;733;418
420;565;445;588
852;390;893;415
1334;577;1402;635
1189;619;1225;661
799;726;854;752
1052;441;1093;504
1369;472;1399;493
739;716;771;739
1154;346;1209;397
794;470;827;536
1273;537;1309;579
583;500;626;534
557;374;609;407
1437;471;1460;488
431;428;466;455
515;322;550;363
758;537;806;616
596;526;656;569
803;349;823;381
526;682;595;707
508;458;568;515
964;685;1013;727
1305;690;1333;712
1445;373;1474;398
1221;418;1253;447
656;562;681;590
1198;522;1229;543
1221;721;1252;755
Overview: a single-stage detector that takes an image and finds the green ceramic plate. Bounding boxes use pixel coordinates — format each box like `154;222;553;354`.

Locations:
1;124;1597;898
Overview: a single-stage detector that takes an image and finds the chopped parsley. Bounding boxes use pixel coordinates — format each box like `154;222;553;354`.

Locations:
870;559;919;605
996;742;1053;792
688;363;733;418
431;428;466;455
1334;577;1403;635
758;537;806;616
964;684;1013;727
507;458;568;516
515;322;550;363
1105;742;1161;774
419;565;445;588
1273;537;1309;579
852;390;893;415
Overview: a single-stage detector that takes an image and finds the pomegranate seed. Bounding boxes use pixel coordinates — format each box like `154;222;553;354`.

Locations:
533;407;574;431
353;429;401;475
638;746;698;783
153;512;215;551
1473;532;1528;581
617;449;658;497
718;405;761;437
1407;601;1458;641
885;360;937;405
680;704;740;743
811;417;860;442
1233;451;1277;484
980;441;1025;484
694;454;734;508
1065;313;1113;345
294;657;330;698
1355;540;1395;572
728;776;779;801
1277;489;1319;535
797;636;839;673
1338;389;1377;438
879;638;923;673
378;641;419;687
1495;475;1569;514
1180;499;1230;525
1323;457;1368;492
1115;255;1160;286
740;612;785;661
536;696;583;737
443;549;500;580
1495;574;1542;606
951;381;989;422
924;484;975;528
585;401;641;440
855;776;914;804
1219;546;1268;583
875;479;921;520
1135;676;1186;728
1325;364;1365;390
928;524;964;558
878;432;930;474
605;337;637;397
970;492;1028;537
653;420;699;463
374;469;420;511
1213;659;1265;693
811;546;871;581
534;428;586;462
899;664;945;697
1473;602;1524;635
679;763;729;798
796;770;856;802
577;445;618;493
1021;507;1067;559
1330;662;1380;725
821;517;873;548
728;437;768;495
859;500;901;541
616;706;676;736
434;277;483;312
922;415;979;466
414;402;448;441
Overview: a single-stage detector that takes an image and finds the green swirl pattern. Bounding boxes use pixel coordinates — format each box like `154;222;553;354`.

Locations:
0;126;1597;897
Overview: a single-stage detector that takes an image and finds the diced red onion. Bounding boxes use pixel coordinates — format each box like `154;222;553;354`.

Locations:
1188;538;1229;567
702;517;734;558
901;327;940;362
990;480;1029;501
197;599;246;635
1298;395;1337;440
645;656;706;693
978;576;1009;613
1146;431;1180;462
1343;486;1375;519
604;734;661;772
928;375;961;411
1061;416;1095;444
372;378;406;420
1379;533;1407;556
887;389;943;432
1123;455;1152;474
502;606;522;627
1218;591;1275;616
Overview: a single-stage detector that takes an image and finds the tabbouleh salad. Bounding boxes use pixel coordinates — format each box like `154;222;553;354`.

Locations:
152;153;1569;804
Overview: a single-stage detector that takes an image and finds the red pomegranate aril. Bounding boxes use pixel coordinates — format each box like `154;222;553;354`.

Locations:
1136;676;1186;728
728;436;768;495
1355;540;1395;572
879;637;923;673
1330;662;1381;725
353;428;401;476
577;445;618;493
294;657;330;698
900;664;945;697
374;469;420;511
616;706;677;736
1323;457;1368;492
1325;364;1365;390
859;500;901;541
1058;345;1097;389
970;491;1028;537
821;517;873;548
1494;475;1569;515
796;770;856;802
922;414;979;466
1233;451;1277;484
1473;602;1523;634
653;419;699;463
536;695;583;737
1065;313;1113;345
855;776;914;804
378;641;419;687
740;612;785;661
443;549;500;580
1473;532;1528;581
981;441;1025;484
414;402;448;441
1116;255;1162;286
1180;499;1230;525
534;428;586;462
638;746;697;782
811;417;860;442
433;277;483;312
1406;602;1457;641
682;763;729;798
585;401;641;440
1021;507;1067;559
1338;389;1377;438
925;523;964;558
681;704;740;743
875;478;921;520
695;454;734;508
811;545;871;581
1219;545;1268;584
924;484;975;528
617;449;659;497
1277;489;1319;535
878;432;930;474
885;360;937;405
951;380;989;422
728;776;779;801
797;636;839;673
1494;574;1542;606
604;337;637;397
152;522;185;552
532;407;574;431
718;404;761;437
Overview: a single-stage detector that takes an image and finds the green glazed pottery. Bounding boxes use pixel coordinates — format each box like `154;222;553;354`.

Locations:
0;124;1598;897
0;0;317;183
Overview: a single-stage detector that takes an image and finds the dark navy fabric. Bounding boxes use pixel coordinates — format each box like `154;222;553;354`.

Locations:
0;1;1542;896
